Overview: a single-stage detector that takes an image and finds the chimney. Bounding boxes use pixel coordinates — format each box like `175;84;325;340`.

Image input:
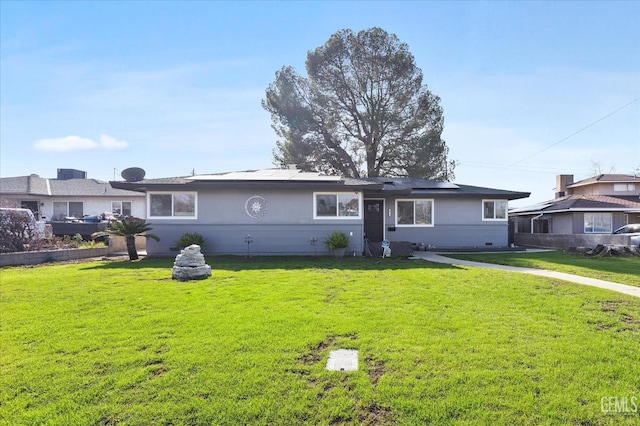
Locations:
555;174;573;198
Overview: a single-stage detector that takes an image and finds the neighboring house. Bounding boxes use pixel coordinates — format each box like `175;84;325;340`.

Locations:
0;168;146;222
111;168;530;256
510;174;640;248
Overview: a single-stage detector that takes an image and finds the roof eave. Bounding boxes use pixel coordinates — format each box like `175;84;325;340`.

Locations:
111;180;383;192
511;207;640;216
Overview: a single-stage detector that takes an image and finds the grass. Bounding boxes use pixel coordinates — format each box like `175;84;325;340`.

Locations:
1;256;639;425
444;250;640;287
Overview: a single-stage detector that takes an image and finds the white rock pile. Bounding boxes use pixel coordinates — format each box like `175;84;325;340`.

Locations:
172;244;211;281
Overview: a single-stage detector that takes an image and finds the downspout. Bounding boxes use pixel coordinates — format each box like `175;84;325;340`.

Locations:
531;214;543;234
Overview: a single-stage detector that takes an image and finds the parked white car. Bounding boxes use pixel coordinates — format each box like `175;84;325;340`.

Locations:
613;224;640;247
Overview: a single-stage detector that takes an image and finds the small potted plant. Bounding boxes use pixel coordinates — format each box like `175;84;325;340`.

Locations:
324;231;349;258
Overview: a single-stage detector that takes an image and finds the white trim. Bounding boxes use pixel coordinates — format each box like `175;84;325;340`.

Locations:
111;200;132;216
512;207;639;216
395;199;434;227
568;178;640;188
482;199;508;221
147;191;198;219
313;192;362;220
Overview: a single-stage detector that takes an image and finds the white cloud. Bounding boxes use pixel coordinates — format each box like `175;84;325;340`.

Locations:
98;134;129;150
34;134;129;151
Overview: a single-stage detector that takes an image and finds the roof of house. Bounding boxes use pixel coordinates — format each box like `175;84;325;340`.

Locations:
188;168;343;182
363;177;529;200
0;175;144;197
567;174;640;188
510;194;640;215
110;168;530;200
0;175;51;195
111;169;381;191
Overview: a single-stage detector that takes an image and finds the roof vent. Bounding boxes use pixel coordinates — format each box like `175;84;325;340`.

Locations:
121;167;146;182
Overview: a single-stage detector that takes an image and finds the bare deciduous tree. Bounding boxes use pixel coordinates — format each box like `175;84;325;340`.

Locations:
0;210;38;253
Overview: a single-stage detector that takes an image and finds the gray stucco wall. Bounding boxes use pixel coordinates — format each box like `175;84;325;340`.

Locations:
385;224;509;248
144;189;512;256
146;188;364;256
550;213;573;234
627;213;640;224
382;197;510;248
520;211;638;236
146;223;363;256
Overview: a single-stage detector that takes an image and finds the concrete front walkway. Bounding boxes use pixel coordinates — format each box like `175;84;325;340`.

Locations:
415;252;640;298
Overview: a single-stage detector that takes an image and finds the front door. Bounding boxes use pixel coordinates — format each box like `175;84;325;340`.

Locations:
364;200;384;242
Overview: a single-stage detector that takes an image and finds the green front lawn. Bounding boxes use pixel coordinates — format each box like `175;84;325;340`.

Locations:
1;257;639;425
445;251;640;287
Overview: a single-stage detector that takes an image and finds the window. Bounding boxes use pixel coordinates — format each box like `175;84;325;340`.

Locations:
314;193;361;219
53;201;84;220
614;183;636;192
396;199;433;226
112;201;132;217
584;212;612;233
483;200;507;220
149;192;196;218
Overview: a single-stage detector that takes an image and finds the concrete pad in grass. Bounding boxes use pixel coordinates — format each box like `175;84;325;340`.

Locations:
326;349;358;371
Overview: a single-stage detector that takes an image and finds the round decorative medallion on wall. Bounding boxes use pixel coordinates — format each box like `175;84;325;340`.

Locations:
245;196;267;219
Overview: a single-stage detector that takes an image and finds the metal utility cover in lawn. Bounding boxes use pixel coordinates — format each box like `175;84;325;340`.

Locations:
326;349;358;371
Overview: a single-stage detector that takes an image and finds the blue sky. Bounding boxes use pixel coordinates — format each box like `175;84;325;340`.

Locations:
1;0;638;205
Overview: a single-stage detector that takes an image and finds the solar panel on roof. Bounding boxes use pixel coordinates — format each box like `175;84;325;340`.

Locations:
186;169;341;182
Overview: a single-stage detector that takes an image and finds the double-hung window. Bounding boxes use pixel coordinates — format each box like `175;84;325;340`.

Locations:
584;212;612;233
112;201;132;217
614;183;636;192
396;199;433;226
149;192;197;218
314;193;361;219
483;200;507;220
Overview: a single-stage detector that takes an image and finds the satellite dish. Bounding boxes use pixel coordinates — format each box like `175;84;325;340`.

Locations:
121;167;146;182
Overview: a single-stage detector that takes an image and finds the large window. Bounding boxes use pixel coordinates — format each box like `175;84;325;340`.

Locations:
149;192;196;218
584;212;612;233
483;200;507;220
314;193;361;219
396;199;433;226
614;183;636;192
111;201;132;217
53;201;84;220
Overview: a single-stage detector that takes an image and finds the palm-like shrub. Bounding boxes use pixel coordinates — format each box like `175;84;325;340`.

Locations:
92;217;159;260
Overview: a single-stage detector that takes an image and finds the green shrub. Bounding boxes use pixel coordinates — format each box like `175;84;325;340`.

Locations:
324;231;349;250
61;234;84;248
175;232;206;249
